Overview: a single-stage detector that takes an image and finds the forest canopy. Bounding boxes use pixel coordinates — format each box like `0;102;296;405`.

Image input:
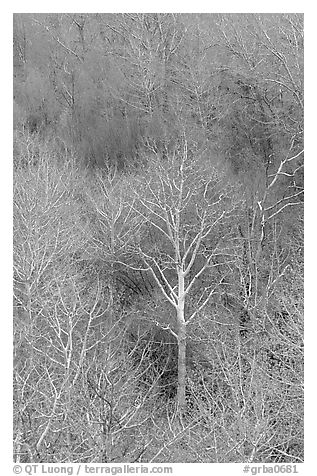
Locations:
13;13;303;464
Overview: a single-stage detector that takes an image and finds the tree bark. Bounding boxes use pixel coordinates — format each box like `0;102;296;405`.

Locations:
177;307;187;413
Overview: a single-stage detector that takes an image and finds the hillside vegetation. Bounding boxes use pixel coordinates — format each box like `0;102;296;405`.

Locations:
13;13;303;463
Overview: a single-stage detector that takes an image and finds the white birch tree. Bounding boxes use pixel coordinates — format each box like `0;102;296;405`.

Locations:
132;143;240;412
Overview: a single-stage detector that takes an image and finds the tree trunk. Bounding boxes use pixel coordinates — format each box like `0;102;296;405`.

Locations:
177;311;187;413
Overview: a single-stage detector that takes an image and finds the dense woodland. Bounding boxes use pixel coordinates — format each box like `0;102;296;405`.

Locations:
13;13;304;464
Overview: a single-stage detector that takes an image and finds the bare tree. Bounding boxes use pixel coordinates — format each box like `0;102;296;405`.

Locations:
13;13;304;462
13;149;90;462
130;142;240;413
